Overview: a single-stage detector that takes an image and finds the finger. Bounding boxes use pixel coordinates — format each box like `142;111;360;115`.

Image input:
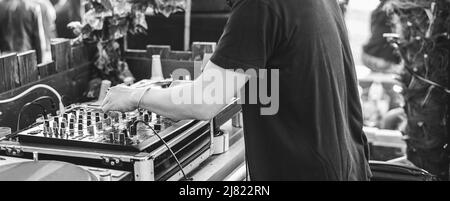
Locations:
102;102;113;112
101;95;111;107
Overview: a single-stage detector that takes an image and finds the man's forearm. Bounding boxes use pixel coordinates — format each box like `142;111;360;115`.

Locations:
134;62;248;121
102;61;249;120
136;84;227;121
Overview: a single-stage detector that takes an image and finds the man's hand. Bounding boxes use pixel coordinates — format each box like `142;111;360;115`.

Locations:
101;80;192;113
101;61;249;121
101;85;146;112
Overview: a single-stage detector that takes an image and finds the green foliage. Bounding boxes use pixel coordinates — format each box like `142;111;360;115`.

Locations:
384;0;450;178
68;0;185;84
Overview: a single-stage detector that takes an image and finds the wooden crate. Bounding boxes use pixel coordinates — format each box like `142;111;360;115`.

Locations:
0;40;96;131
0;40;216;132
125;42;216;81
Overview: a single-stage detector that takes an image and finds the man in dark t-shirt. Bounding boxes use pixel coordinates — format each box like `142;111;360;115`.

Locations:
102;0;372;181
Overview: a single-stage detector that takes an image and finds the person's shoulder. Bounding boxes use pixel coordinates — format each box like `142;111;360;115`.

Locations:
235;0;281;16
235;0;274;8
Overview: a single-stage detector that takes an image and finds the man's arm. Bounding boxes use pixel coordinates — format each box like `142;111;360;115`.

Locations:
101;61;249;121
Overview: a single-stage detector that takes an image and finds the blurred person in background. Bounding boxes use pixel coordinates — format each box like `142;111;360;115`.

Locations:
362;0;405;131
31;0;57;62
51;0;82;38
362;0;402;74
339;0;350;17
0;0;47;63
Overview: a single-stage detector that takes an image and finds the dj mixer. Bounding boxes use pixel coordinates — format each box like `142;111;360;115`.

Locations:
0;79;241;181
16;104;200;152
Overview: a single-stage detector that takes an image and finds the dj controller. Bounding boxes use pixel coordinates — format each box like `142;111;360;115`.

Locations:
16;104;199;152
0;80;242;181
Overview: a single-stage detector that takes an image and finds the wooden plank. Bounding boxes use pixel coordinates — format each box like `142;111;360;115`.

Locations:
71;44;91;67
37;63;48;79
192;42;216;61
0;43;96;130
17;50;38;85
0;54;7;93
51;38;72;72
37;61;55;79
168;50;192;61
0;63;92;131
126;57;196;82
162;60;196;78
125;42;218;81
124;49;147;59
17;52;27;86
1;53;20;89
146;45;171;59
27;52;39;83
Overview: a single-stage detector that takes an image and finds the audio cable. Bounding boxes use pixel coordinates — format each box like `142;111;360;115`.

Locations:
17;96;57;131
132;120;193;181
0;84;65;115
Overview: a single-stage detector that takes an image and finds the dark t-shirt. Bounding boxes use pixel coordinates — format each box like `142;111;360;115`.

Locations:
211;0;372;181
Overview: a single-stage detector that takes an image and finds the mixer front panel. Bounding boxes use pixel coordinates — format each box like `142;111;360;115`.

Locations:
16;104;198;152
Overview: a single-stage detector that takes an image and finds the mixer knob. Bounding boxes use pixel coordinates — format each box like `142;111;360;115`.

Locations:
129;117;137;126
143;114;150;122
63;114;69;121
96;121;103;130
78;120;84;136
60;121;67;138
109;133;114;143
113;115;120;123
153;124;161;132
43;120;50;136
52;121;59;138
87;121;94;135
119;133;126;145
61;117;68;125
69;123;75;136
105;118;112;126
130;124;137;137
54;117;60;124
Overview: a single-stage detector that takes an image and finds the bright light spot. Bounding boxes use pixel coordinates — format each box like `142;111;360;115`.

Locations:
393;85;403;93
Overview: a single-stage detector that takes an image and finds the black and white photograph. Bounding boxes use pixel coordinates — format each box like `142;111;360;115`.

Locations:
0;0;449;197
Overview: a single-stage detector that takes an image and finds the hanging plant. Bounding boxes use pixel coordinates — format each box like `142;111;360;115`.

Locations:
68;0;185;95
383;0;450;180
